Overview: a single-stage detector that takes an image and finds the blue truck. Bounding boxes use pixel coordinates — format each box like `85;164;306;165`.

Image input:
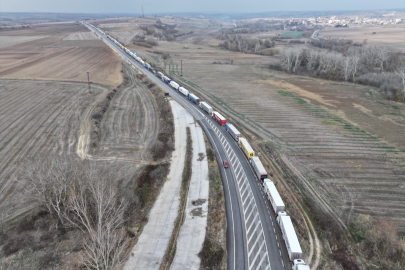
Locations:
188;93;200;105
162;76;171;84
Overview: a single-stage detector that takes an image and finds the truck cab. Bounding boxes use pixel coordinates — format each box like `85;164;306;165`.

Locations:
292;259;310;270
276;211;287;224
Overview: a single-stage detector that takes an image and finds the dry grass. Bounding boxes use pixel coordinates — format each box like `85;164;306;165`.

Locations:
199;133;226;270
318;24;405;53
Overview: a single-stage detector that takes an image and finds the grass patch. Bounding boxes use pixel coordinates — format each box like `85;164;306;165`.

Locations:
199;133;226;270
279;31;304;38
278;90;307;104
322;120;335;125
160;127;193;270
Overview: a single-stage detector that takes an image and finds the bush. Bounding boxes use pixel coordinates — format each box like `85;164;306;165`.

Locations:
198;237;224;268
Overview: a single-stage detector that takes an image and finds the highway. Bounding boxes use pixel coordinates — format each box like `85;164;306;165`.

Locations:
83;22;291;270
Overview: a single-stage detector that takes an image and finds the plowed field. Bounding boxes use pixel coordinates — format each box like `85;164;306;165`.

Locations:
0;22;122;86
0;79;109;217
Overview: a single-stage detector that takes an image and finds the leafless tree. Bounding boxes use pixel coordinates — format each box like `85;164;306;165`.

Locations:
342;57;353;81
63;173;128;270
395;65;405;101
376;46;391;73
306;49;319;71
20;155;131;270
292;48;303;73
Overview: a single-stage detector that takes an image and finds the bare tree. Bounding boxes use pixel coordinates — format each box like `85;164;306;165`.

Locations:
395;65;405;101
306;49;319;71
342;57;353;81
292;48;303;73
376;46;391;73
20;155;131;270
64;173;128;270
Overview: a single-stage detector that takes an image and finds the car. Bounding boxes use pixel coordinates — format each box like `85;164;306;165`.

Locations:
223;160;229;168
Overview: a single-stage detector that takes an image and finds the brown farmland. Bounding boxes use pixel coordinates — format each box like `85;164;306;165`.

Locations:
0;79;110;217
319;24;405;52
0;22;123;86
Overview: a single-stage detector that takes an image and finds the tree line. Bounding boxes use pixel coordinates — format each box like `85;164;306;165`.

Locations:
218;34;277;55
279;44;405;101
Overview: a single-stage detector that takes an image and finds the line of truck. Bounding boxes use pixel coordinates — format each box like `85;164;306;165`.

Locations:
83;21;310;270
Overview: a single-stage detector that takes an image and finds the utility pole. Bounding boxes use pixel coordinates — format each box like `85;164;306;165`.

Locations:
87;72;91;93
180;60;183;76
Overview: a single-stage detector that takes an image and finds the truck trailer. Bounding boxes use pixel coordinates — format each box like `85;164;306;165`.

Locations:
263;179;285;214
225;123;241;141
212;111;226;126
157;72;164;79
278;215;303;262
179;87;189;96
170;81;179;90
188;93;200;105
239;138;255;159
162;76;171;83
199;102;212;115
250;156;268;183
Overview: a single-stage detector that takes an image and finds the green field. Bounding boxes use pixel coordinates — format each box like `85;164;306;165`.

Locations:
279;31;304;38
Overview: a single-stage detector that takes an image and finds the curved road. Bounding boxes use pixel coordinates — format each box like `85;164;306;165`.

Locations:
84;22;291;270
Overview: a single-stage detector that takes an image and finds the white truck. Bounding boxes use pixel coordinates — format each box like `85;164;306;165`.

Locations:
263;179;285;214
278;215;303;262
250;156;268;183
292;259;310;270
225;123;241;141
199;101;213;115
157;72;164;79
169;81;179;90
179;87;189;96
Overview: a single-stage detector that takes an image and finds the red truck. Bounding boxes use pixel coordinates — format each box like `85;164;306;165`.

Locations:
212;111;226;126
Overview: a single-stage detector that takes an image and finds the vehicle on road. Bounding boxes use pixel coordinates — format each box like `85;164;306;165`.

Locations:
162;76;171;83
212;111;226;126
250;156;268;183
277;215;303;262
263;179;285;214
225;123;241;141
239;137;255;159
199;101;213;115
188;93;200;105
179;86;189;96
223;160;229;168
292;259;310;270
170;81;180;90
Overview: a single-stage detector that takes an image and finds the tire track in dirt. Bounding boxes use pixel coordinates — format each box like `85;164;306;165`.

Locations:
77;64;159;166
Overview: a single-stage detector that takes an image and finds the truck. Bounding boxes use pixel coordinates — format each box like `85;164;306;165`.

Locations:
292;259;310;270
278;215;303;262
145;63;151;69
157;72;164;79
239;138;255;159
263;179;285;214
250;156;268;183
139;59;145;65
224;123;241;141
162;76;171;83
212;111;226;126
188;93;200;105
199;102;212;115
170;81;179;90
179;87;189;96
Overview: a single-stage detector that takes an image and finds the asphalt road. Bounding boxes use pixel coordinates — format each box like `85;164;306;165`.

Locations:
84;22;291;270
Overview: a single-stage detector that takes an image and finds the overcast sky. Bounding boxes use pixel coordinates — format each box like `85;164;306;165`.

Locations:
0;0;403;14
